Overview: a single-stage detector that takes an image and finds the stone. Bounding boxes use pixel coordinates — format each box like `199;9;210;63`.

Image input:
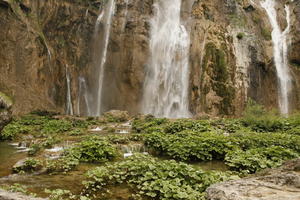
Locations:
102;110;130;122
0;91;12;132
0;189;48;200
206;159;300;200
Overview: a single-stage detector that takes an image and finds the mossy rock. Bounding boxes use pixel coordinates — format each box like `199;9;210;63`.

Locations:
0;91;13;110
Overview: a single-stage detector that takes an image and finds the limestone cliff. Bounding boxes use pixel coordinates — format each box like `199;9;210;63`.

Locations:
0;0;299;116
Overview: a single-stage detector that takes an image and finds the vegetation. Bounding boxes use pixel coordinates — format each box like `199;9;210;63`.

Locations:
0;101;299;199
13;158;42;173
46;137;117;173
83;154;235;200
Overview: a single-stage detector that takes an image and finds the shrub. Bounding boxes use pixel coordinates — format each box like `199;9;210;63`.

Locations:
73;137;118;162
13;158;42;173
225;146;299;173
145;132;234;161
241;100;286;132
1;122;33;140
132;117;168;133
28;143;42;156
164;120;211;134
46;137;117;173
83;154;234;200
41;120;72;134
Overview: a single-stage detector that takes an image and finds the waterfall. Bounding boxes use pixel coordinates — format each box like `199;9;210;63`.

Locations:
91;0;115;116
261;0;292;115
122;0;129;31
142;0;191;118
77;76;91;116
66;66;74;115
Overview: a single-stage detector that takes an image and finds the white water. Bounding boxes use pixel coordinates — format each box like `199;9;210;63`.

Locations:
142;0;191;118
66;66;74;115
261;0;292;115
78;76;91;116
122;0;129;31
92;0;115;116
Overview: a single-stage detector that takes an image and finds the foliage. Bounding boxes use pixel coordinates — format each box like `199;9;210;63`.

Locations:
45;189;91;200
72;136;118;162
28;143;42;156
46;137;117;173
241;100;287;132
13;158;42;173
164;120;211;134
0;183;36;197
83;154;234;200
107;135;130;144
225;146;299;173
1;122;33;140
69;128;84;136
41;119;73;134
145;132;234;161
237;32;245;40
132;117;168;133
232;132;300;153
46;155;80;173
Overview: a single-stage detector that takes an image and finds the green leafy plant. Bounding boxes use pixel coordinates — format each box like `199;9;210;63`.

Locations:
13;158;42;173
225;146;299;173
83;154;235;200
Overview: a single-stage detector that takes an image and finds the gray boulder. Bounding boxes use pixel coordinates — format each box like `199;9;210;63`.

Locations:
206;159;300;200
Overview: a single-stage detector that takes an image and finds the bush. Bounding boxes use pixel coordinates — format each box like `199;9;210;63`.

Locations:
73;137;118;162
132;117;168;133
41;120;73;134
145;132;234;161
13;158;42;173
83;154;234;200
241;100;286;132
164;120;211;134
1;122;33;140
225;146;299;173
46;137;117;173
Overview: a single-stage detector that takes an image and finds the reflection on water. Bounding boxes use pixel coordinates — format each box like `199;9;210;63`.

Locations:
0;142;27;177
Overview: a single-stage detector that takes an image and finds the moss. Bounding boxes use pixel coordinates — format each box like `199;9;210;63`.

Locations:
228;14;247;28
261;28;272;41
0;91;13;107
237;32;245;40
201;43;235;115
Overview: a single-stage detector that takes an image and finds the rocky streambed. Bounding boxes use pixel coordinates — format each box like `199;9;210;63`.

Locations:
0;110;299;199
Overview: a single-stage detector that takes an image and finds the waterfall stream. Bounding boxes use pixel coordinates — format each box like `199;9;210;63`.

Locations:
66;66;74;115
78;76;91;116
91;0;115;116
142;0;191;118
261;0;292;115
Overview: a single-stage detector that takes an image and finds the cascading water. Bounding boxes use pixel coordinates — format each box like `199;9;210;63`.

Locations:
122;0;129;31
77;76;91;116
261;0;292;115
142;0;191;118
66;66;74;115
91;0;115;116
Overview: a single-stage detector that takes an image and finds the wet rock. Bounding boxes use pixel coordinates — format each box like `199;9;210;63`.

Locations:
12;158;42;173
243;5;255;12
206;159;300;200
0;189;47;200
102;110;130;122
0;92;12;132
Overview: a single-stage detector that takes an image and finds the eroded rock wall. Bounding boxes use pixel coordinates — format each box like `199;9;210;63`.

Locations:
0;0;299;116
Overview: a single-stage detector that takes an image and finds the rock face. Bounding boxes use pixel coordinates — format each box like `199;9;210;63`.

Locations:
0;0;299;116
206;159;300;200
0;91;12;132
0;189;48;200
